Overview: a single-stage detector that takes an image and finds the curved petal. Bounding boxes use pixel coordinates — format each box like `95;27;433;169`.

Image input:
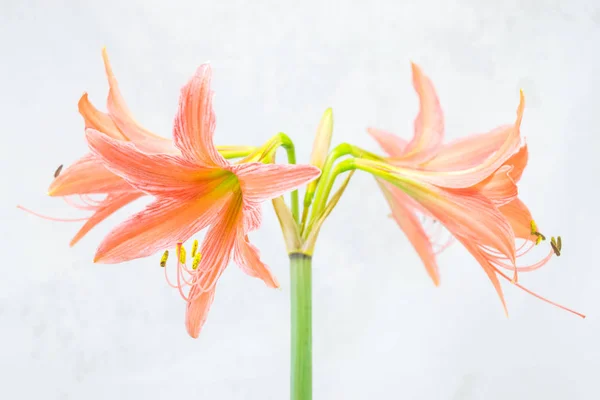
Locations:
498;198;537;242
233;163;321;203
185;288;216;339
192;194;243;293
173;64;227;167
234;233;279;288
102;48;168;145
378;180;440;286
506;144;528;183
93;195;224;263
397;63;444;163
86;129;228;196
78;93;125;140
70;191;143;246
462;240;508;315
475;165;518;206
367;127;408;157
422;125;510;171
389;92;525;188
48;154;132;196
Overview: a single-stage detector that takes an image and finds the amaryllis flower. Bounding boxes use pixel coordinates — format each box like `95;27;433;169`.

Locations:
86;64;320;337
363;64;582;317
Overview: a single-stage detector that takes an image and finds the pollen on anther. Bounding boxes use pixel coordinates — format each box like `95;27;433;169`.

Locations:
160;250;169;267
179;245;187;264
191;239;199;258
551;237;561;256
192;253;202;270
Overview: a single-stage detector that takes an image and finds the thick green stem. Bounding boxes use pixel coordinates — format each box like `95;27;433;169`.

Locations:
290;253;312;400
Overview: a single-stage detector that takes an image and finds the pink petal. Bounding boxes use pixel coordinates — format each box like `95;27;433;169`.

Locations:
386;176;516;263
93;195;224;263
173;64;227;167
475;165;518;206
391;92;525;188
422;125;511;171
367;127;408;157
185;288;216;339
498;198;537;242
233;163;321;203
463;240;508;315
185;196;243;337
505;144;528;183
78;93;125;140
48;153;132;196
379;180;440;286
86;129;226;196
102;49;169;145
398;63;444;163
70;192;143;246
233;233;279;288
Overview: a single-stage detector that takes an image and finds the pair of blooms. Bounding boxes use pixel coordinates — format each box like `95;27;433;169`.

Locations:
33;51;582;338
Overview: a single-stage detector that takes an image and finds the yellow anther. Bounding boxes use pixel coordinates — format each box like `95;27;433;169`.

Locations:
192;253;202;270
160;250;169;267
557;236;562;252
191;239;198;258
550;237;561;257
54;164;63;178
178;246;187;264
530;220;538;235
535;235;542;245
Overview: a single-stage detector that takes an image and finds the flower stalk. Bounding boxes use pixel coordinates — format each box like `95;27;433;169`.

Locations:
289;253;312;400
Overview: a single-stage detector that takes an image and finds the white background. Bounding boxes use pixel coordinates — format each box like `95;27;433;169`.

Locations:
2;0;599;398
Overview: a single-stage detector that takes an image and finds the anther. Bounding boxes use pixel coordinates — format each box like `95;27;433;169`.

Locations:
550;237;561;257
179;246;187;264
191;239;198;258
192;253;202;270
557;236;562;251
54;164;63;178
160;250;169;267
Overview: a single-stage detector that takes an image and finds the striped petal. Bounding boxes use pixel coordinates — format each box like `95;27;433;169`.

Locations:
233;163;320;203
173;64;227;167
48;154;132;196
378;179;440;286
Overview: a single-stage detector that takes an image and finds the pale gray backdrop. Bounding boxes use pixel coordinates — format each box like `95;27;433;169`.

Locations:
2;0;599;399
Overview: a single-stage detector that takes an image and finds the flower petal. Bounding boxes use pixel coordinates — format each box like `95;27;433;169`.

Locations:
233;163;321;203
498;198;536;242
394;91;525;188
379;180;440;286
234;233;279;288
506;144;528;183
102;48;170;146
173;64;227;167
367;127;408;157
185;288;216;339
397;63;444;163
366;163;517;263
475;165;518;206
93;195;224;263
192;194;243;293
421;125;510;171
86;129;227;196
48;153;132;196
70;192;143;246
78;93;125;140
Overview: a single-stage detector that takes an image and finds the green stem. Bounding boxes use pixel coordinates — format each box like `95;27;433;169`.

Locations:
305;144;381;235
290;253;312;400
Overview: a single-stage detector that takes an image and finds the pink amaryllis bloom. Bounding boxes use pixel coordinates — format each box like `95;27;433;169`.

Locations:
20;49;174;246
86;64;320;337
364;63;583;317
